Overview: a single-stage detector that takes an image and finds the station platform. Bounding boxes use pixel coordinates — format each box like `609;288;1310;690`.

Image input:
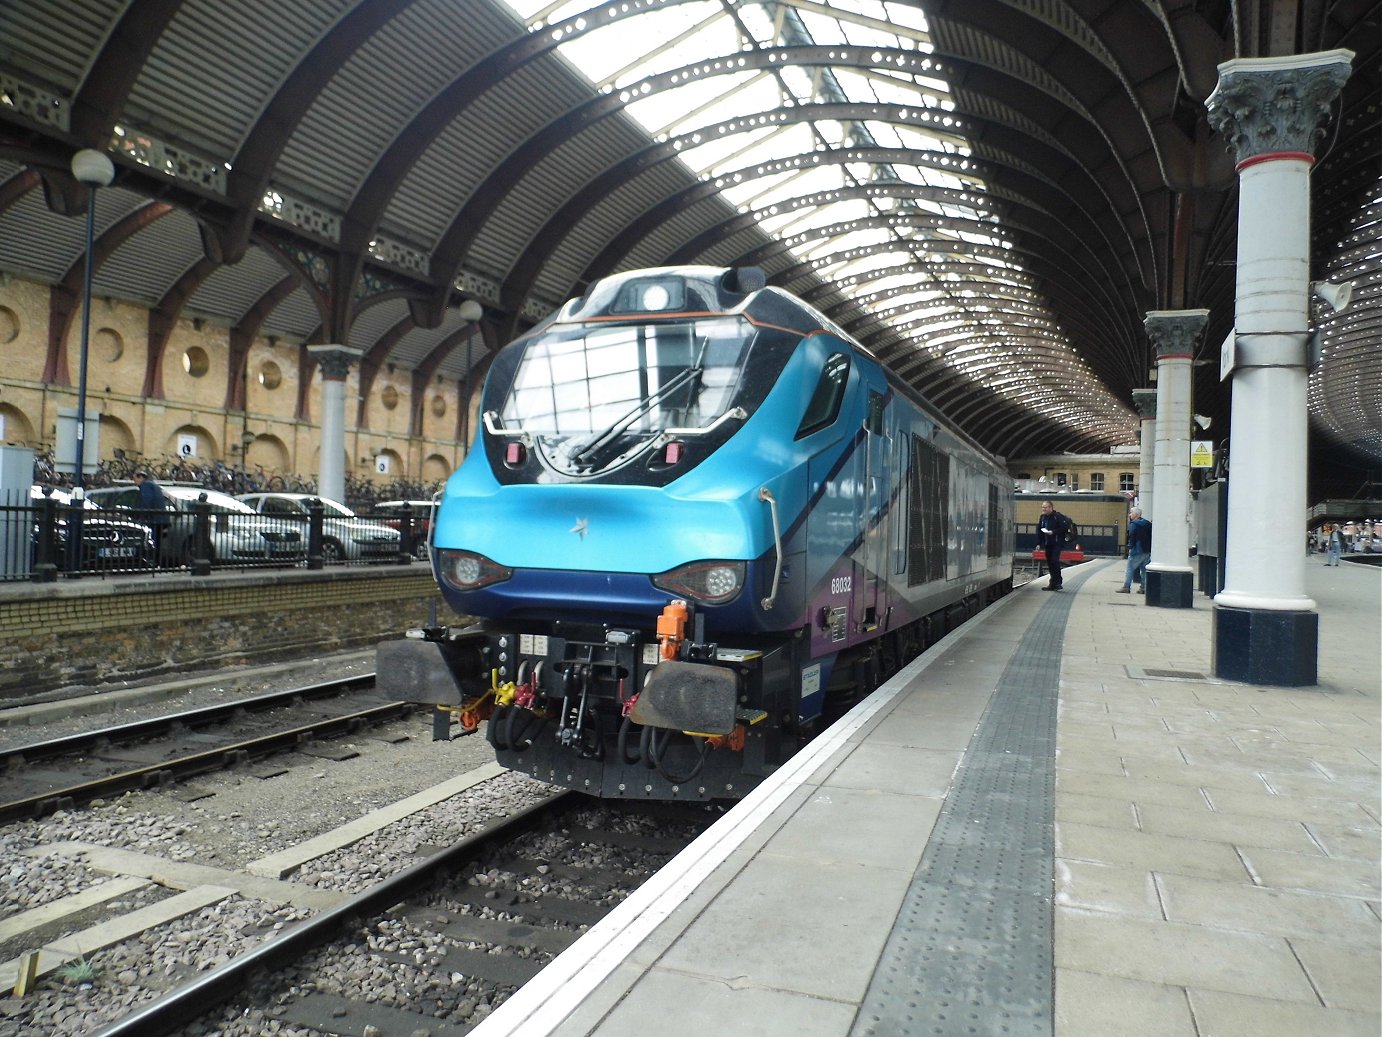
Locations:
475;558;1380;1037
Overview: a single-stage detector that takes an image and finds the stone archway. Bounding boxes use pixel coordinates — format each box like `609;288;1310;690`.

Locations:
97;414;135;459
0;403;35;446
245;433;289;473
421;453;451;484
167;424;218;463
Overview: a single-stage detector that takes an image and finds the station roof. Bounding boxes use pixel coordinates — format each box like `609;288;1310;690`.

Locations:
0;1;1377;486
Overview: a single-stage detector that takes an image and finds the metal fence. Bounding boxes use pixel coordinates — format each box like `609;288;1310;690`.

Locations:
3;495;433;583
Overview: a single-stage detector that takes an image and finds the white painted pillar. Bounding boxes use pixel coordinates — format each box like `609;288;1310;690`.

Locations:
307;344;363;505
1204;50;1352;685
1144;312;1207;608
1132;388;1156;516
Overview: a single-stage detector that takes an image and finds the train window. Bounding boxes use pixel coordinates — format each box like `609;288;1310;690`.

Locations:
893;431;909;574
866;391;886;435
795;352;850;439
908;435;949;585
988;484;1002;559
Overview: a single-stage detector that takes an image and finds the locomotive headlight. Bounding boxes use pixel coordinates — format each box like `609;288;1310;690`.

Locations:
611;276;685;313
652;560;745;605
438;549;513;591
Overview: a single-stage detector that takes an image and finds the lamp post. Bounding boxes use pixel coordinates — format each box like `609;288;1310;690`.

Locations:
69;149;115;496
458;300;484;455
65;149;114;579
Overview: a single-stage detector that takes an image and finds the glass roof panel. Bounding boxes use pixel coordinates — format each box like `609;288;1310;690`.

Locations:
503;0;1138;445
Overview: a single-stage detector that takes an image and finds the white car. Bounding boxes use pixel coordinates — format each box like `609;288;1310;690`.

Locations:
88;484;305;566
236;493;401;563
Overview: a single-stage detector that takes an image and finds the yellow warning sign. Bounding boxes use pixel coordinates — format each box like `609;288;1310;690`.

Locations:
1190;440;1214;468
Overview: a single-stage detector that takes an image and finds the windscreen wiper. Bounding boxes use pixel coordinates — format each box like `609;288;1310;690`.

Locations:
570;339;710;468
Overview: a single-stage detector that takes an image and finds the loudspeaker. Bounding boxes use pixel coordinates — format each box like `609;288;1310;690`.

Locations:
1312;280;1353;313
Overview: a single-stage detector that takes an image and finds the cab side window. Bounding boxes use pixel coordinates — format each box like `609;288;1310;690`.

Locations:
866;390;886;435
795;352;851;439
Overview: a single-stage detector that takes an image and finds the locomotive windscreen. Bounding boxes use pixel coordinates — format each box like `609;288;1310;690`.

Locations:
497;317;753;476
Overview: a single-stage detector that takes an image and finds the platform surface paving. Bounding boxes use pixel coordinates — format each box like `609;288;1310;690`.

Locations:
473;558;1380;1037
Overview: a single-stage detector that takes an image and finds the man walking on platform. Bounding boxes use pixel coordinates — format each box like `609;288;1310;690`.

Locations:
1118;507;1152;593
1036;500;1072;591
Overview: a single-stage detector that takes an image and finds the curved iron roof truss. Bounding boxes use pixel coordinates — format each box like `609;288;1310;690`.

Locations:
0;0;1374;483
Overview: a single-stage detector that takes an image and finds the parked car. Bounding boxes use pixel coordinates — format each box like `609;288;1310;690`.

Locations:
29;486;155;571
370;499;437;559
236;492;401;563
87;484;305;566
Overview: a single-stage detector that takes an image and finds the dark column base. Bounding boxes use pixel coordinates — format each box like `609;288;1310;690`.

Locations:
1213;606;1318;686
1145;568;1193;608
1197;555;1218;597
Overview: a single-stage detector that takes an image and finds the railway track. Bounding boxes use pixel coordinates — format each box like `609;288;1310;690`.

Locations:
75;791;714;1037
0;674;410;823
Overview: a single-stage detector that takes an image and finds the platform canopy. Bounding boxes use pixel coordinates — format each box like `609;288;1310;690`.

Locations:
0;0;1376;481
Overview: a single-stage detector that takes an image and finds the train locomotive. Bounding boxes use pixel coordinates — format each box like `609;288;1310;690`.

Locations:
378;266;1014;800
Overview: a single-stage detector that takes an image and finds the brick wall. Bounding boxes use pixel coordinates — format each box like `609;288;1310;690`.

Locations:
0;567;446;702
0;273;469;484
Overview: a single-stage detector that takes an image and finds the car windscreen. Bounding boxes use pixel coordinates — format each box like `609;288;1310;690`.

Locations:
169;491;258;515
319;499;356;518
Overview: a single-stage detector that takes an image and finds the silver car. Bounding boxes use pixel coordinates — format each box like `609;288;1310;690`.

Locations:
236;492;401;563
88;484;305;566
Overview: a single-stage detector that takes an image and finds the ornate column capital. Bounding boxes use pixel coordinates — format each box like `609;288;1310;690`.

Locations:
1145;310;1210;360
1132;388;1157;420
307;343;364;381
1205;50;1353;165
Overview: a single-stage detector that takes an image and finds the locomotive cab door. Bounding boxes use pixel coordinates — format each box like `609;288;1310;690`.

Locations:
858;384;890;632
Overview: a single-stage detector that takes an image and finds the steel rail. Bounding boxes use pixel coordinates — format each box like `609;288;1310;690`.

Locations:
0;677;415;823
0;673;380;768
85;790;576;1037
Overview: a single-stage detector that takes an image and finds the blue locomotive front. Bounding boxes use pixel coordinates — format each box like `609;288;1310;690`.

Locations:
378;265;1013;799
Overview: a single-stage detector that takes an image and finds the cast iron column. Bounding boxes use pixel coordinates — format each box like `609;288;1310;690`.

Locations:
1132;388;1156;517
1205;50;1352;685
1144;311;1207;609
307;344;363;505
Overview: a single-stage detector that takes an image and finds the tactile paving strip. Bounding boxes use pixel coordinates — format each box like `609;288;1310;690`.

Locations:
850;570;1092;1037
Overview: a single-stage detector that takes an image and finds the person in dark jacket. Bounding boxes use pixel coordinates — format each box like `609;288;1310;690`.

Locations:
1035;499;1072;590
134;469;171;559
1118;507;1152;593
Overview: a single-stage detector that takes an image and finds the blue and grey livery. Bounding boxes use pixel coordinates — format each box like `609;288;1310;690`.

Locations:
378;266;1013;800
